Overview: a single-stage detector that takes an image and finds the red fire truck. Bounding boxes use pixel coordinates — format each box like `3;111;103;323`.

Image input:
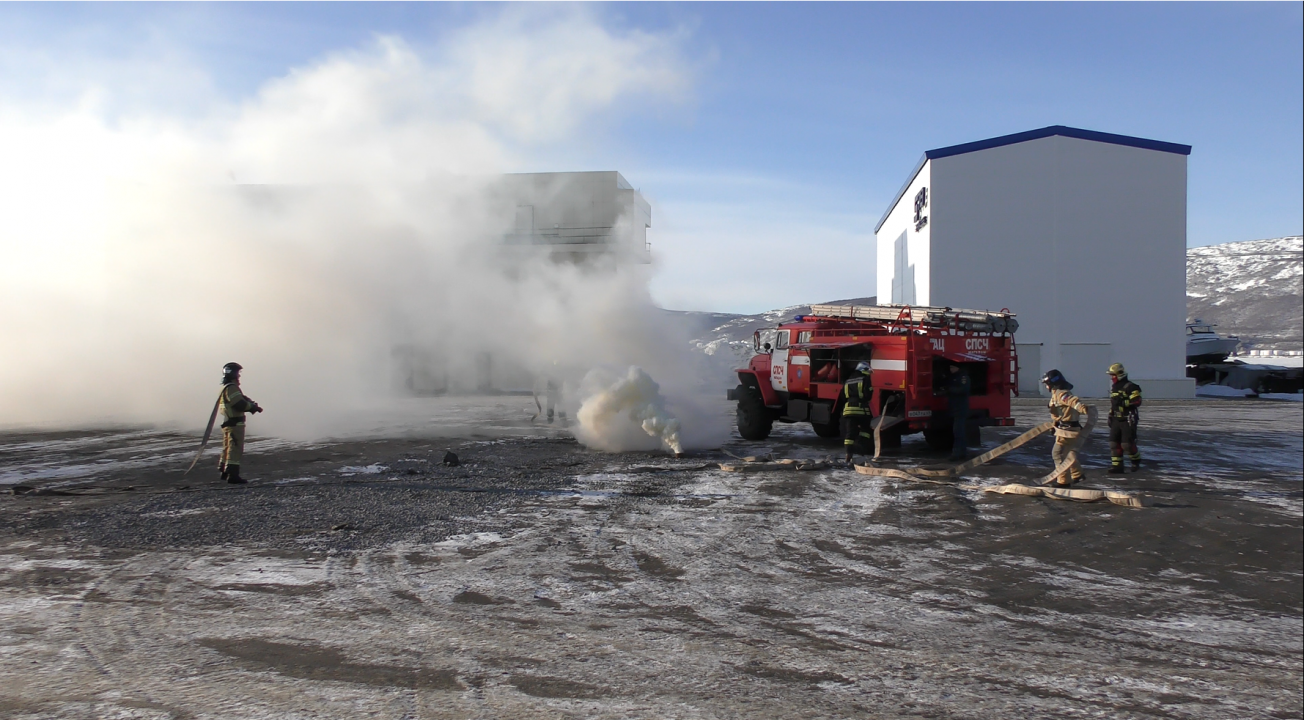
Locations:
726;304;1020;450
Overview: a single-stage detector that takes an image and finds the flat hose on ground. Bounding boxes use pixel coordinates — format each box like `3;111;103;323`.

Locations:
852;406;1143;507
856;406;1097;481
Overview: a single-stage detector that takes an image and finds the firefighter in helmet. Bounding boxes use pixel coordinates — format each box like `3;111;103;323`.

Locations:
1107;363;1143;474
1042;369;1089;487
841;361;873;463
218;362;263;484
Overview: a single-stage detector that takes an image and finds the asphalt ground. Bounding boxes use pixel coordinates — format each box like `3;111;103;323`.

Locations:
0;397;1300;719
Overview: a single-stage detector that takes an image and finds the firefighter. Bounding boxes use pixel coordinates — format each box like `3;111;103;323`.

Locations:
1042;369;1089;487
841;361;873;463
945;363;971;461
218;362;263;484
541;361;567;425
1107;363;1143;474
545;377;566;425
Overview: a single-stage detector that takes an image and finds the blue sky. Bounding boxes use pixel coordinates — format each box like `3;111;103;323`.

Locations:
2;2;1300;313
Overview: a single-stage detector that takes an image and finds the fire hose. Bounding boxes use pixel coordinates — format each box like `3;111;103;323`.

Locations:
855;406;1144;507
182;389;225;478
859;407;1097;483
720;407;1144;508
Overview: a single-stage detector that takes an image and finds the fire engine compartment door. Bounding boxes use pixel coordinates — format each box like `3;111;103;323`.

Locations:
837;344;872;386
770;330;790;392
937;351;991;363
808;348;842;384
933;354;990;396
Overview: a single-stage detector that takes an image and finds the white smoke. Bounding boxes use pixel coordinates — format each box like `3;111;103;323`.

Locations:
0;8;726;449
574;366;683;455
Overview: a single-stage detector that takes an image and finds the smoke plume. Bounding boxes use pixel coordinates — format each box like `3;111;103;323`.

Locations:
0;9;726;449
574;366;684;455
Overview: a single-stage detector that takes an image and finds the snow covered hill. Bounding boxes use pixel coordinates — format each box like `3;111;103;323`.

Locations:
665;297;875;370
1187;236;1302;352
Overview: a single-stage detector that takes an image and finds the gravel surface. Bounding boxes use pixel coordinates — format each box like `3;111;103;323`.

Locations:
1;397;1300;719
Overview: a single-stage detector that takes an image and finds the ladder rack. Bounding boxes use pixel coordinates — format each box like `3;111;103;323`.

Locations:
808;303;1019;335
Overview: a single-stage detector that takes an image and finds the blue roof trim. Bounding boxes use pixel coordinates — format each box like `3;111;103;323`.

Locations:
875;154;927;234
925;125;1192;161
874;125;1192;234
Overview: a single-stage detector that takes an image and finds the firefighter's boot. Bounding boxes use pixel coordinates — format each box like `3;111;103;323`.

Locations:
1108;458;1126;475
226;466;248;485
1129;452;1142;472
1057;472;1084;488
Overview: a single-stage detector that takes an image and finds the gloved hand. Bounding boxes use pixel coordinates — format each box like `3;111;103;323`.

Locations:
251;405;263;414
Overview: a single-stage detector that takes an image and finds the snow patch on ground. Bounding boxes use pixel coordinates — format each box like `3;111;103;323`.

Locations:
140;508;214;519
338;464;387;475
433;532;506;548
1196;385;1257;398
1196;386;1304;402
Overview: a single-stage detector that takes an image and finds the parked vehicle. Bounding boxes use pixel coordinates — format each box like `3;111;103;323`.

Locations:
1186;320;1240;364
727;303;1020;450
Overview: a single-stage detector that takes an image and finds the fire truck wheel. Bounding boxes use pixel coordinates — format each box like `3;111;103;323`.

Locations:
923;427;954;452
735;385;773;441
811;419;841;439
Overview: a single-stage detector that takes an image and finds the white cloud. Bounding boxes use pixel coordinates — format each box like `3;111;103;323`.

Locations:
444;8;690;144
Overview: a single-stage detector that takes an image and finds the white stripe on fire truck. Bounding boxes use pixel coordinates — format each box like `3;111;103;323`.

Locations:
870;359;907;372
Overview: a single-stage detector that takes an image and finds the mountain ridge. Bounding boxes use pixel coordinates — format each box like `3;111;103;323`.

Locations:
1186;235;1302;352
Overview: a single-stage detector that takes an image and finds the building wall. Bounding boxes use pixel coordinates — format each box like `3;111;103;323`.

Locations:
394;171;651;395
490;171;650;260
929;139;1058;358
875;161;931;306
923;135;1188;393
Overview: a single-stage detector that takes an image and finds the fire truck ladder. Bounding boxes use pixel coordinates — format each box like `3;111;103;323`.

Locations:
808;304;1019;335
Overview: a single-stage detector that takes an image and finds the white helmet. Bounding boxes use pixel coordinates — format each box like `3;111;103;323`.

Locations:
855;361;871;374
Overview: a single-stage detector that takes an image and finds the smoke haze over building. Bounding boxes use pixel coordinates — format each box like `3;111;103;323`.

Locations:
0;9;726;449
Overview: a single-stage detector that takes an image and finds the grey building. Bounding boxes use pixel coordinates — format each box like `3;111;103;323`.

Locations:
489;171;651;264
875;126;1193;398
396;170;654;395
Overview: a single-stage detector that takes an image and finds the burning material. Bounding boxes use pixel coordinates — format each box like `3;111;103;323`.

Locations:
575;366;683;455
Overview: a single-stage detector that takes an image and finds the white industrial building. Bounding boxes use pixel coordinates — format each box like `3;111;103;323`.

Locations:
875;125;1195;398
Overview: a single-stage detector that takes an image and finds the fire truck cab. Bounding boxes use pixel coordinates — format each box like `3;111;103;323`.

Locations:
726;304;1020;450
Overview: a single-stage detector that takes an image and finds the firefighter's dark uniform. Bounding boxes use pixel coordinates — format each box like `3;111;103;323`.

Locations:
1048;387;1089;486
1109;376;1143;472
219;382;261;481
945;368;971;461
545;378;566;424
841;371;873;461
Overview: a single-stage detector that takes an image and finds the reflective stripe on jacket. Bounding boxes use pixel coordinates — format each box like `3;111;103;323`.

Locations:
842;375;869;416
220;383;258;422
1109;378;1143;419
